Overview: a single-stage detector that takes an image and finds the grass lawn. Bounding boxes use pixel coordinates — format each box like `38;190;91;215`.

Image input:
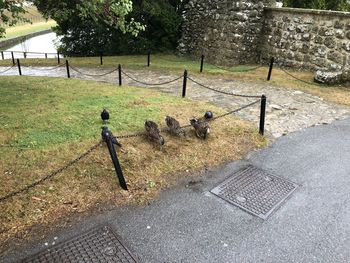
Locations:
1;20;56;40
0;76;266;248
0;53;349;107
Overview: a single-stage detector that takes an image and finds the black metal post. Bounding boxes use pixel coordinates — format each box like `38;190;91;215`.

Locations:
147;52;150;67
45;53;48;59
267;57;274;81
101;127;128;190
17;59;22;76
182;70;188;98
11;51;15;65
200;54;204;73
118;64;122;86
1;51;4;60
100;53;103;65
57;52;60;64
23;52;26;59
65;60;70;78
259;95;267;135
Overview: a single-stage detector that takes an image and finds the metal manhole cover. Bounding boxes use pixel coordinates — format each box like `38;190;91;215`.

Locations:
211;165;299;220
23;226;138;263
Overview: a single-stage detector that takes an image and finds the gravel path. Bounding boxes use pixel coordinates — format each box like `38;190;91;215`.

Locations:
1;65;349;137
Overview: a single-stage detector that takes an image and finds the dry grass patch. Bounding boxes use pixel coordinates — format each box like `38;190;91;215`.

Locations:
0;76;265;251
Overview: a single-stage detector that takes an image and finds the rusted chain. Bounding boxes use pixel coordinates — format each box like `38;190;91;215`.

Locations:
114;100;260;139
187;76;261;98
0;65;15;74
280;68;326;86
70;65;118;77
209;64;263;73
121;69;183;86
0;141;102;202
211;99;261;121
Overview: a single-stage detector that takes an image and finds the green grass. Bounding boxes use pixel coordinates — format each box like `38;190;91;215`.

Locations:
0;76;265;247
1;53;348;107
0;53;260;74
1;21;56;40
0;76;182;148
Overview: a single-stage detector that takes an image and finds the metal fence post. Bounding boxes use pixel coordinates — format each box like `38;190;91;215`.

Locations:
147;52;150;67
118;64;122;86
17;59;22;76
66;60;70;78
200;54;204;73
45;53;48;59
100;53;103;65
259;95;267;135
57;52;61;64
1;51;4;60
101;127;128;190
11;51;15;65
267;57;274;81
182;70;188;98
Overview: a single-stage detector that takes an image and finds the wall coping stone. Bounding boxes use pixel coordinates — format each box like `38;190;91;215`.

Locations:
264;7;350;17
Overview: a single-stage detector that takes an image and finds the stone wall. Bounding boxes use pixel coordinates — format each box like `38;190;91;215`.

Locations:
261;7;350;73
178;0;281;65
179;1;350;78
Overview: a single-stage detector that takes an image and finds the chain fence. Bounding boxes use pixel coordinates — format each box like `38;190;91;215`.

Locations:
209;63;264;73
187;76;261;98
121;69;184;86
70;65;118;77
0;65;15;74
280;68;326;87
0;141;102;202
0;98;259;202
114;99;261;139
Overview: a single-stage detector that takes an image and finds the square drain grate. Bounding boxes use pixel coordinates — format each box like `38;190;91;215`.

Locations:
23;226;138;263
211;165;298;220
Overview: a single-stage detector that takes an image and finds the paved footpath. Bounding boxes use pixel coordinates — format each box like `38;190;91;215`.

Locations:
1;66;349;137
3;116;350;262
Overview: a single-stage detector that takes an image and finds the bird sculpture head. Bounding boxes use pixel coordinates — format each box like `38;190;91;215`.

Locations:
204;111;213;119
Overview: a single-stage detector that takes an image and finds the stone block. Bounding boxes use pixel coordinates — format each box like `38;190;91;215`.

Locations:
324;37;336;48
343;43;350;52
328;51;343;63
335;29;345;39
334;20;344;29
314;35;324;44
302;33;311;41
314;70;343;84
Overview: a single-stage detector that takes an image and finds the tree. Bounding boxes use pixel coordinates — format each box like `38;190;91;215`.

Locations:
32;0;145;37
33;0;188;55
283;0;350;11
0;0;28;38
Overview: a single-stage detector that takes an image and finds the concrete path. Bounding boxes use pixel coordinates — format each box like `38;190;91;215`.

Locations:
3;117;350;262
0;66;349;138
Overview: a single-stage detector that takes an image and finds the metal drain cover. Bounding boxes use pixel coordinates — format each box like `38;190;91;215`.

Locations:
23;226;138;263
211;165;298;220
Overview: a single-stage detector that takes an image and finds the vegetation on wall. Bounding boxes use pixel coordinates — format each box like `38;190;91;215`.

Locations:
283;0;350;11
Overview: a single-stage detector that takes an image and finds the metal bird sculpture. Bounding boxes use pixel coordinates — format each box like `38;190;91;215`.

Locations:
101;126;122;147
190;117;210;140
204;111;213;120
145;120;165;146
101;109;110;123
165;116;185;136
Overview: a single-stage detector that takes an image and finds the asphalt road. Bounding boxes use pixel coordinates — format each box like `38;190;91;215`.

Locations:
3;118;350;263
